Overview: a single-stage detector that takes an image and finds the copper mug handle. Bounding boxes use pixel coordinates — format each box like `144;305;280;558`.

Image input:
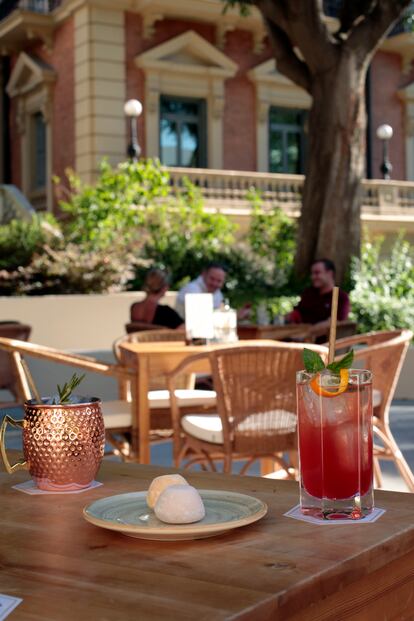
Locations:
0;415;28;474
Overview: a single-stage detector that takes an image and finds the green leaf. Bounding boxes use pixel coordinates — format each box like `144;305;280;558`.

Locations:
303;348;325;373
326;350;354;374
57;372;85;404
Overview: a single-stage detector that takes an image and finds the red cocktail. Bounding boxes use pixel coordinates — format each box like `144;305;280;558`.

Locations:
297;369;373;520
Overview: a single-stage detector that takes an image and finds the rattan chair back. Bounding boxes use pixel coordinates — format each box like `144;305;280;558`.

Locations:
333;330;412;427
210;344;325;455
333;329;414;490
0;323;31;400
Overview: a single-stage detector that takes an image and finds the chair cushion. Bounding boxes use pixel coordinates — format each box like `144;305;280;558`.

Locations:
102;390;217;429
148;389;216;409
181;414;223;444
102;400;132;429
373;389;382;409
181;410;297;445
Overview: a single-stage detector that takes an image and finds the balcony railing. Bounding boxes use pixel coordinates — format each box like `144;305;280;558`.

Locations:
167;167;414;216
0;0;60;20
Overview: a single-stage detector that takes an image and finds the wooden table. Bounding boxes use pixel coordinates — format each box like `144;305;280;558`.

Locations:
237;324;312;341
237;320;357;343
3;459;414;620
119;340;276;464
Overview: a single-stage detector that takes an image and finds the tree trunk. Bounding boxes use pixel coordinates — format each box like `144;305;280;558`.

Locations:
294;52;367;284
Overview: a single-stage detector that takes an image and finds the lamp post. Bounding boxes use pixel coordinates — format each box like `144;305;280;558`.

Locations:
376;123;393;180
124;99;143;162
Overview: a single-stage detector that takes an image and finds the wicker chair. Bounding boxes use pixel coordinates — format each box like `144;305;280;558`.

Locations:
113;329;216;437
0;323;31;402
332;329;414;491
167;342;328;475
0;337;136;459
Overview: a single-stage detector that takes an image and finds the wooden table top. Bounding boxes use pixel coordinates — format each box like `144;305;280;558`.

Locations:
120;339;278;355
2;459;414;620
237;324;312;341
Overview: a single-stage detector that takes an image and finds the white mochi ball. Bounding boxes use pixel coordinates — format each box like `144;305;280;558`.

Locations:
154;484;206;524
146;474;188;509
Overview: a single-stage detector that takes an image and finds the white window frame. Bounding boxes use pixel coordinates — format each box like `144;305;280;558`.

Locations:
248;59;311;172
135;30;237;169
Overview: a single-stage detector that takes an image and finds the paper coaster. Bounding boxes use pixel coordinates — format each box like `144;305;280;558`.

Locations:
0;594;22;620
12;480;103;495
284;504;386;525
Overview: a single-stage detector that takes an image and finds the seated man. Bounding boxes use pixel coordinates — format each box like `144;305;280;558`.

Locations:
176;262;227;318
130;268;184;329
287;258;350;333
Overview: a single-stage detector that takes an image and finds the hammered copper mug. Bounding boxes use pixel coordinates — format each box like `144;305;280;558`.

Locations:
0;397;105;491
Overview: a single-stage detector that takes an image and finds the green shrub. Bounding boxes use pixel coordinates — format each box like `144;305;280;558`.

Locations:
0;215;61;271
0;244;132;295
247;191;297;293
350;236;414;333
60;159;170;249
139;179;236;287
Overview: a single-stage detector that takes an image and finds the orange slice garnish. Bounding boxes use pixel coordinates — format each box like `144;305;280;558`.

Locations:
310;369;349;398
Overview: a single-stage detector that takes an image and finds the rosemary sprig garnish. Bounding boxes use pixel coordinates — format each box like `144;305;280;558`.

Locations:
56;373;85;404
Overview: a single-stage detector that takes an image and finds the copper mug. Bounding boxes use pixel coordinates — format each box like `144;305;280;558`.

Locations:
0;397;105;491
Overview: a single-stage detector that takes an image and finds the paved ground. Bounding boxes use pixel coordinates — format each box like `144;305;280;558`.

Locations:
2;400;414;492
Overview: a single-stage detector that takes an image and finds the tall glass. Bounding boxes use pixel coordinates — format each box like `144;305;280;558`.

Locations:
297;369;373;520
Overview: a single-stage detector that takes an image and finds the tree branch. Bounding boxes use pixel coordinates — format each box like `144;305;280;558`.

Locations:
338;0;376;37
347;0;412;58
262;15;312;92
256;0;338;75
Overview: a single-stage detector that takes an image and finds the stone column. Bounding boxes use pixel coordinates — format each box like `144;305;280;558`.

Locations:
74;4;126;182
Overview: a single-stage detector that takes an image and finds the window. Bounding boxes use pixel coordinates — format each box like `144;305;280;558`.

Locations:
30;111;46;191
160;96;207;167
269;107;307;174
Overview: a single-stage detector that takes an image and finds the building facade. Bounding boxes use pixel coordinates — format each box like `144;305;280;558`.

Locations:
0;0;414;211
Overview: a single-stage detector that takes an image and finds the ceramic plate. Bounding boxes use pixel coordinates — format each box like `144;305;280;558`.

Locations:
83;490;268;541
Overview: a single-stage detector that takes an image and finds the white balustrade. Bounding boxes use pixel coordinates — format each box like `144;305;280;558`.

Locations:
167;167;414;215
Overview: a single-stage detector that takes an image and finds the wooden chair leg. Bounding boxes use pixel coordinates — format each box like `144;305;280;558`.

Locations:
375;426;414;492
223;454;232;474
373;457;383;489
260;457;275;476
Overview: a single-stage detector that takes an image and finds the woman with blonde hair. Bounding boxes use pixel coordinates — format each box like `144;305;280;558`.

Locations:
130;268;184;329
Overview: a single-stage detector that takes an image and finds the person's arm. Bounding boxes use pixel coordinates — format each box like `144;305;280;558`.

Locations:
309;318;331;335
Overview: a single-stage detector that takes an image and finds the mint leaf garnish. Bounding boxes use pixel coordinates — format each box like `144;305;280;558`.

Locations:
326;350;354;374
303;348;325;373
303;348;354;375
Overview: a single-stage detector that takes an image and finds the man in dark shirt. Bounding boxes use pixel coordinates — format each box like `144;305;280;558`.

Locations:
287;259;350;331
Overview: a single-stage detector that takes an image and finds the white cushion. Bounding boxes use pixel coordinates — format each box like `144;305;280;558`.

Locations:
373;389;382;409
102;400;132;429
182;414;223;444
102;390;217;430
148;389;216;409
181;410;297;445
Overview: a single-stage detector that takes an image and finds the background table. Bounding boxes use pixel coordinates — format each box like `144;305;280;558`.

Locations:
237;320;357;343
119;340;276;463
2;459;414;620
237;324;312;341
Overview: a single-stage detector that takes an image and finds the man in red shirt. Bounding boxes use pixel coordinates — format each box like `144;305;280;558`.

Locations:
287;259;350;333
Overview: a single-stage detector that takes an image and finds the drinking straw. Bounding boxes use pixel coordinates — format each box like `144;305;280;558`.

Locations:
20;358;42;403
328;286;339;364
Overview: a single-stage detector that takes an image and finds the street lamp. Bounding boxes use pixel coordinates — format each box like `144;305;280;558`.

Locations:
376;123;393;180
124;99;143;162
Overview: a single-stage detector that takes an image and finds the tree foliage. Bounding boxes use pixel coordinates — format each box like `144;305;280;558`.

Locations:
350;235;414;333
221;0;411;283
